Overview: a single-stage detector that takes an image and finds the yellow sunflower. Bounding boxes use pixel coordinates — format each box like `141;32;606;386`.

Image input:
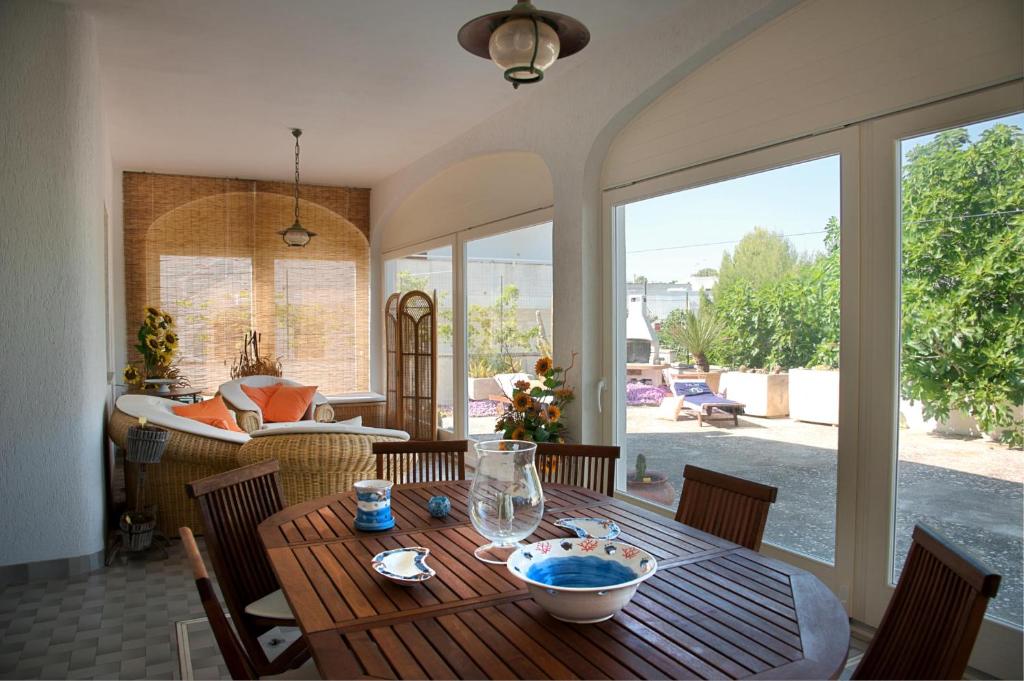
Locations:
546;405;561;422
146;306;161;317
510;426;527;441
164;332;178;346
163;313;173;325
145;336;160;353
514;379;531;391
534;357;553;376
122;365;140;384
512;393;531;412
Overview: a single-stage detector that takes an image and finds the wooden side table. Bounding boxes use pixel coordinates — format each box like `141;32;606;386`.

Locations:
123;386;206;403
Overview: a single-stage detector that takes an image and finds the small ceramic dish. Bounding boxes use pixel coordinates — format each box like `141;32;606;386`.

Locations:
554;517;621;541
371;547;435;586
506;539;657;623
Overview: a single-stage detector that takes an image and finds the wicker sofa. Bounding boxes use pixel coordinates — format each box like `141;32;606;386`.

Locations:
218;375;335;433
110;395;409;534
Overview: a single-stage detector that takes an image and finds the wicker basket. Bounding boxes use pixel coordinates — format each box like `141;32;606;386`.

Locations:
125;426;170;464
119;512;157;551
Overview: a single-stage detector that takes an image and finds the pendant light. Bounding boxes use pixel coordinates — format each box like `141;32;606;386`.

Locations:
457;0;590;89
278;128;317;247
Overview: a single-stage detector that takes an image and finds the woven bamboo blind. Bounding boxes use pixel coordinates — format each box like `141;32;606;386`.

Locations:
123;172;370;394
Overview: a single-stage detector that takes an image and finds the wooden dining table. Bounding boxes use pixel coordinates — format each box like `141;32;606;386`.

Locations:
258;480;850;680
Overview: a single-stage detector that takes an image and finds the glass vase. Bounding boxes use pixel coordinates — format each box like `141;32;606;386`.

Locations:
469;440;544;564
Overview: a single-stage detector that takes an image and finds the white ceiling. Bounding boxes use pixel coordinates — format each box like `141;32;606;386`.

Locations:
73;0;684;187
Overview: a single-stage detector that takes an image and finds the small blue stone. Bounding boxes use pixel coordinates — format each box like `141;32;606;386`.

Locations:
427;495;451;518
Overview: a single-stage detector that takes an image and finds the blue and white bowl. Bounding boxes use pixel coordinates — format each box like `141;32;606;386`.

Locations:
371;547;435;586
506;538;657;623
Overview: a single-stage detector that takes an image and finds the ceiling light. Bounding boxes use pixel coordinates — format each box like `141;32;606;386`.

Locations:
458;0;590;89
278;128;317;247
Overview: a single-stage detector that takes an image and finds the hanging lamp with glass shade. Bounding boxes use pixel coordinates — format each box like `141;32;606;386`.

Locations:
278;128;317;247
457;0;590;89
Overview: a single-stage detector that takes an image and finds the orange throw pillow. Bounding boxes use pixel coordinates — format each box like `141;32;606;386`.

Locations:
240;383;281;413
263;385;318;423
172;396;244;432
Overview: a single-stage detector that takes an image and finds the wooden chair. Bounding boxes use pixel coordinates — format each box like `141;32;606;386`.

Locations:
535;443;620;497
373;440;468;483
179;527;318;680
185;460;306;676
853;525;1000;680
675;465;778;551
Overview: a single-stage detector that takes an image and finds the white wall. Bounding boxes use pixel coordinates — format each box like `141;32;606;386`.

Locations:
0;0;111;567
372;0;801;441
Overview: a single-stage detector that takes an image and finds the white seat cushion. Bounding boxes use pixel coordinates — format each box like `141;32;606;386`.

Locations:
115;395;250;444
244;589;293;620
325;391;385;405
249;421;410;440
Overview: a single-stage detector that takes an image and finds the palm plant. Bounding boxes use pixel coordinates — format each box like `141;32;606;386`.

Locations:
661;306;726;372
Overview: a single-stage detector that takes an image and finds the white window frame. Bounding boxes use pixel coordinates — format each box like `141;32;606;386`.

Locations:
602;128;860;602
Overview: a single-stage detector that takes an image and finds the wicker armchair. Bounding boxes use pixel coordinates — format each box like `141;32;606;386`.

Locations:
218;375;335;433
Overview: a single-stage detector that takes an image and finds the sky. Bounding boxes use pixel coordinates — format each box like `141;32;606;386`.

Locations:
625;111;1023;283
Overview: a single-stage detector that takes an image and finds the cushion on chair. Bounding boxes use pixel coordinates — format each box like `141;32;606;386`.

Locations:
240;383;282;413
263;385;318;423
243;589;293;620
170;396;245;432
672;380;713;397
116;395;251;443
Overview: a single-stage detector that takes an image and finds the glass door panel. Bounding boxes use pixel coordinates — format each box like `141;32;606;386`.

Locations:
384;246;454;433
619;155;842;565
894;112;1024;628
465;222;553;441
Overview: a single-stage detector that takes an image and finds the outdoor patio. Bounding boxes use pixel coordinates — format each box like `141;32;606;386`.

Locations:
625;405;1023;627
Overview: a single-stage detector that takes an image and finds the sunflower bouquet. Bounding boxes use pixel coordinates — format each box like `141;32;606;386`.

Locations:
122;306;187;388
495;353;576;443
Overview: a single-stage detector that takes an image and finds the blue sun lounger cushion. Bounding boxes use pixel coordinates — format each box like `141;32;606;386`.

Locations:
672;381;714;397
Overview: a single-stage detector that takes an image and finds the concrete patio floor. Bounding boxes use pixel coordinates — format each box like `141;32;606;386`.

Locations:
625;405;1023;627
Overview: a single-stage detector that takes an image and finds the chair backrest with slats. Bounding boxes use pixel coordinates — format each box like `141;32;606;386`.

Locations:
675;465;778;551
185;459;286;666
853;525;1000;680
534;443;620;497
179;527;257;681
374;440;468;483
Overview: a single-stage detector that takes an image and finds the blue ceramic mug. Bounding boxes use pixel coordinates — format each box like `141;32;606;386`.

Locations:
353;479;395;531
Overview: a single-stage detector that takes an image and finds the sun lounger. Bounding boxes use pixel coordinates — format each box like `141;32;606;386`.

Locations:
662;380;745;427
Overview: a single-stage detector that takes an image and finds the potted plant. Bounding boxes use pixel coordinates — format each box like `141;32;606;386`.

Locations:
625;454;676;506
122;306;188;391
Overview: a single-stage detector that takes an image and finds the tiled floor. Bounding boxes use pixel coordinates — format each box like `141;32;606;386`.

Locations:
2;538;866;680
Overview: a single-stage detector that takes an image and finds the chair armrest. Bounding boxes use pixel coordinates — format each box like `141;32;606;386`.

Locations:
314;403;335;423
235;410;262;433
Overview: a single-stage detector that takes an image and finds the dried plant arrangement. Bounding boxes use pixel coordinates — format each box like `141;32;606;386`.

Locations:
229;330;282;379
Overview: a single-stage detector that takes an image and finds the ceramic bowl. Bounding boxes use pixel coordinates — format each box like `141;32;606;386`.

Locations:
371;547;435;586
554;517;621;541
506;539;656;623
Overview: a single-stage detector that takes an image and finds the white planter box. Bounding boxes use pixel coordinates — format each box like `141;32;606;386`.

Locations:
719;372;789;418
789;369;839;426
468;377;500;401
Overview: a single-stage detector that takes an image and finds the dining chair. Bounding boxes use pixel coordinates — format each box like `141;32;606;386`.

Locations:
675;465;778;551
179;527;318;680
534;443;620;497
373;440;468;483
185;459;307;676
852;524;1000;680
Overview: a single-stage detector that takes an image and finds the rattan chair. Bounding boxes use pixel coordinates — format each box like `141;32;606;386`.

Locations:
534;443;620;497
179;527;318;680
852;525;1000;680
185;460;307;676
373;440;468;483
675;465;778;551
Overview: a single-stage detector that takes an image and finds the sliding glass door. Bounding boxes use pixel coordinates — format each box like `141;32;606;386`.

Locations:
606;130;859;596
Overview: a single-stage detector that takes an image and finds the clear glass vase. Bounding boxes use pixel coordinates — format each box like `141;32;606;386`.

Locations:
469;440;544;564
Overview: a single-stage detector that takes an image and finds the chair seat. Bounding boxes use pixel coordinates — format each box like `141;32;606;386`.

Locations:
267;659;320;680
244;589;293;620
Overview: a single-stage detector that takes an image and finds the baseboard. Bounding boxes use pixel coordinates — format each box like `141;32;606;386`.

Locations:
0;549;104;588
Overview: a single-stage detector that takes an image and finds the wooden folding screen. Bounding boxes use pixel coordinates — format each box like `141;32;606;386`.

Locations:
384;293;401;430
385;291;437;439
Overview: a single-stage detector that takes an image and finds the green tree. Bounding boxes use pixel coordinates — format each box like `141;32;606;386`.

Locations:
900;124;1024;447
395;270;453;343
467;284;540;374
692;267;718;277
717;227;798;290
660;298;727;372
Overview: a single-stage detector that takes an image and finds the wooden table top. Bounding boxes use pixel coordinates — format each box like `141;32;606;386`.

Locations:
259;480;849;680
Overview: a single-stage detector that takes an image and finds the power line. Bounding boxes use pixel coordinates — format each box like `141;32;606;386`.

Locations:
626;230;826;255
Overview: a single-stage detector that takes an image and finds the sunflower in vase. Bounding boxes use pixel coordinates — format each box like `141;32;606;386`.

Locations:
495;353;576;443
122;306;188;389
